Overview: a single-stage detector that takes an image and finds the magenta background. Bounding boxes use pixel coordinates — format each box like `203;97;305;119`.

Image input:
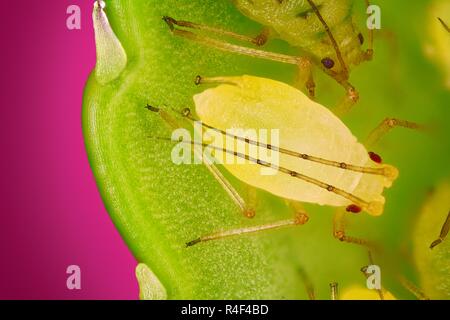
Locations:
0;1;138;299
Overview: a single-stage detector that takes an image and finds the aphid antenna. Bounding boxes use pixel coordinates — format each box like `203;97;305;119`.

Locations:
156;136;383;215
438;17;450;33
329;282;339;300
176;107;398;181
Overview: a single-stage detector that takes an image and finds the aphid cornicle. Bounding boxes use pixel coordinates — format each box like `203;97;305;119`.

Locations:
163;0;375;114
149;75;423;246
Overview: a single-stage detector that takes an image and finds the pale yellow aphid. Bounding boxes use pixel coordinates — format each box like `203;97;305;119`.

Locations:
193;75;398;216
424;0;450;89
341;285;396;300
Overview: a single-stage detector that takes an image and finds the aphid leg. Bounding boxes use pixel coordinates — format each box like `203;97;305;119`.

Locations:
306;0;349;78
375;30;402;90
171;132;386;215
438;18;450;33
163;16;271;47
186;212;309;247
306;71;316;99
429;211;450;249
146;104;255;219
286;200;308;217
204;159;257;219
195;75;241;86
361;251;385;300
363;0;374;61
329;282;339;300
254;28;271;47
365;118;424;148
298;267;316;300
333;208;373;248
294;58;316;99
332;83;359;117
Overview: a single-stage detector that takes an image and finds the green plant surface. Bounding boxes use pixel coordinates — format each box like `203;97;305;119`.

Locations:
413;181;450;299
83;0;450;299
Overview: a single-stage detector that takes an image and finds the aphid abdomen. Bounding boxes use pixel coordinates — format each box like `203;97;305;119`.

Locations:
194;76;386;209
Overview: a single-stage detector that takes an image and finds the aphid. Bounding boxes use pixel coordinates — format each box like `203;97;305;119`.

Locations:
163;0;376;114
424;0;450;89
149;75;421;246
429;211;450;249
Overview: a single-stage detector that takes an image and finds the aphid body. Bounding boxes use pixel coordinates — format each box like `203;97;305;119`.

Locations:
232;0;369;80
193;75;398;216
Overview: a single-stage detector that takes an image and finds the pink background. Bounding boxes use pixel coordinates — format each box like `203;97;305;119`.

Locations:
0;1;137;299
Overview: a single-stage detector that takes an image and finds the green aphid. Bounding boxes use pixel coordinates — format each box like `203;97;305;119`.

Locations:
163;0;377;115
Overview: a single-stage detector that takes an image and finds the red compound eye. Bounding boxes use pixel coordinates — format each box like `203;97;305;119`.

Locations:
368;151;382;164
346;204;362;214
